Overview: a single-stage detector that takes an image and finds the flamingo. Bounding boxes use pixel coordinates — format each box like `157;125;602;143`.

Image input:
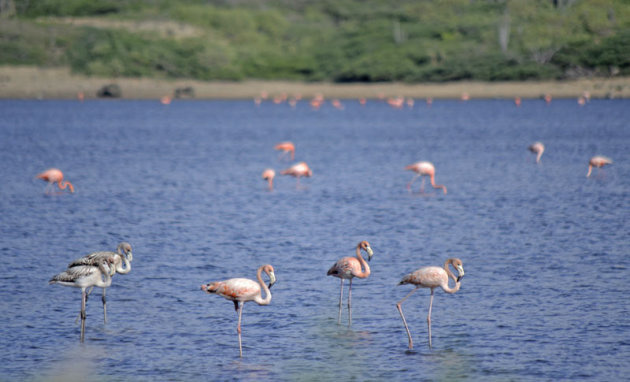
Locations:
396;258;465;349
327;241;374;326
36;168;74;194
262;169;275;191
528;142;545;163
50;255;116;342
67;242;133;323
201;264;276;357
405;161;447;194
274;142;295;161
281;162;312;188
586;156;613;177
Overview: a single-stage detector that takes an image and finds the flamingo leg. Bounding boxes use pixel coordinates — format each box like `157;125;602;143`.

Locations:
347;278;353;327
102;288;107;324
76;286;95;324
337;279;344;325
396;287;420;350
80;288;87;343
427;289;435;348
407;175;420;191
419;176;426;193
237;301;244;357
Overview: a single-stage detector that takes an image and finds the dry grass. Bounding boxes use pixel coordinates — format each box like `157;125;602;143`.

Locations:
1;66;629;100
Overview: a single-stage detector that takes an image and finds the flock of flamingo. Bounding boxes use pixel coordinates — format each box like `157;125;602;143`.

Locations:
41;100;614;356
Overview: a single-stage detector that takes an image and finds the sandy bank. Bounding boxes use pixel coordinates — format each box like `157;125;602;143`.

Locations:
1;66;629;100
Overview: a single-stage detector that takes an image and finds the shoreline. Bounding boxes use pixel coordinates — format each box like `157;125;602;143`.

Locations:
1;66;629;100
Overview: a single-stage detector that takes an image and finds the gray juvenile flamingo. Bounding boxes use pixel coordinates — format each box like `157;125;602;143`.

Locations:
396;258;464;349
405;161;447;194
586;156;613;177
201;264;276;357
67;242;133;323
36;168;74;194
50;256;116;342
327;241;374;326
528;142;545;163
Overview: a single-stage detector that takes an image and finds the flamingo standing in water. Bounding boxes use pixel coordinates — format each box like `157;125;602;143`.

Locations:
586;156;613;177
396;258;465;349
274;142;295;161
405;161;447;194
327;241;374;326
261;169;275;191
36;168;74;194
528;142;545;163
201;264;276;357
67;242;133;323
50;255;116;342
281;162;312;188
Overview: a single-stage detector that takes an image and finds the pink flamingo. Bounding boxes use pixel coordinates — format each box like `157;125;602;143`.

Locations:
528;142;545;163
327;241;374;326
261;169;275;191
36;168;74;194
587;156;613;177
396;258;465;349
50;255;116;342
405;161;447;194
274;142;295;161
201;264;276;357
281;162;312;188
67;242;133;323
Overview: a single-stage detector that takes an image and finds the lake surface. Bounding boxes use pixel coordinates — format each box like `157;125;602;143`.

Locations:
0;98;628;381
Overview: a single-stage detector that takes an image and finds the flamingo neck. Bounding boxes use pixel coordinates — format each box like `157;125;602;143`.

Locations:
254;267;272;305
116;253;132;274
354;245;371;278
58;180;74;192
96;263;113;288
442;261;461;294
429;174;447;194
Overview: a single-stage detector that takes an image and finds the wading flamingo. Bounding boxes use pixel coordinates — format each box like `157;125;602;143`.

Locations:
528;142;545;163
36;168;74;194
327;241;374;326
67;242;133;323
587;156;613;177
396;258;464;349
405;161;447;194
274;142;295;161
262;169;275;191
201;264;276;357
281;162;312;188
50;256;116;342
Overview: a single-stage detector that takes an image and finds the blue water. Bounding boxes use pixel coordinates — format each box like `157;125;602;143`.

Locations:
0;98;628;381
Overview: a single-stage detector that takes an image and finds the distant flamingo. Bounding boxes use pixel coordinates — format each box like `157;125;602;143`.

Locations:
396;258;465;349
67;242;133;323
405;161;447;194
544;93;552;104
426;97;433;107
36;168;74;194
514;97;522;107
274;141;295;161
160;96;171;105
528;142;545;163
586;156;613;177
50;255;116;342
327;241;374;326
281;162;312;188
359;98;367;105
201;264;276;357
262;169;275;191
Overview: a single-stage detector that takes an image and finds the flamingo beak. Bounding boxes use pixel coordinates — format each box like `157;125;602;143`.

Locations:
456;265;465;282
268;272;277;289
367;247;374;261
127;251;133;262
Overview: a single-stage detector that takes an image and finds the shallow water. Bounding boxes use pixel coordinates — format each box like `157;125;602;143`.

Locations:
0;98;628;381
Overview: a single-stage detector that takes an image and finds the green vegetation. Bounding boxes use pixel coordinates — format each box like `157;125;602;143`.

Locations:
1;0;629;82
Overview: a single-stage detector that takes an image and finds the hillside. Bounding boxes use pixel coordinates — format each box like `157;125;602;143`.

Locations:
1;0;629;83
